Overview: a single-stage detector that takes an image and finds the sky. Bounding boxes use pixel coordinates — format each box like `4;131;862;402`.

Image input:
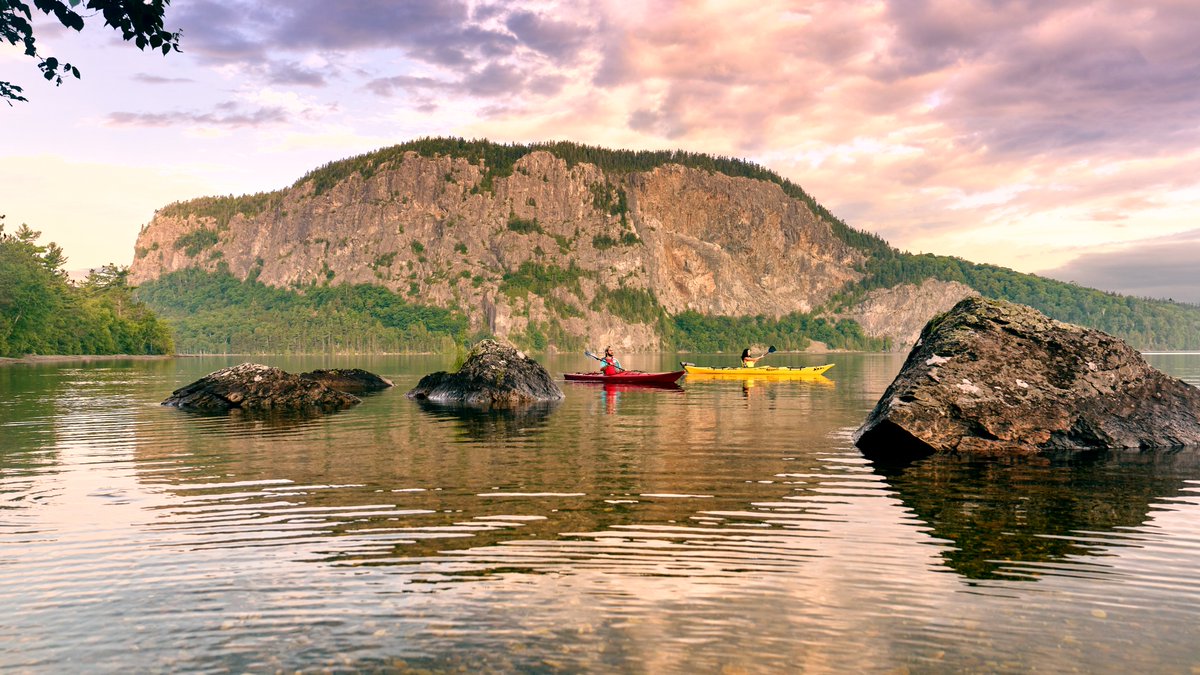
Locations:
2;0;1199;304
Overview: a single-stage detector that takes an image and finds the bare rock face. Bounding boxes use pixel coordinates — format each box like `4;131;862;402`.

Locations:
406;339;564;407
299;368;393;394
840;279;977;351
855;296;1200;460
164;363;361;412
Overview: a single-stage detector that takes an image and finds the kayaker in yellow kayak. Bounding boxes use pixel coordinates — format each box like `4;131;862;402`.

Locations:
741;345;775;367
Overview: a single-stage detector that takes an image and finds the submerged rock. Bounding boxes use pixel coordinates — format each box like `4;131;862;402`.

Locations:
406;339;564;407
855;296;1200;460
299;368;393;394
164;363;361;412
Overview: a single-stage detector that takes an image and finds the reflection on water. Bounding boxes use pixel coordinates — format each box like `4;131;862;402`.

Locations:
415;399;559;439
2;353;1200;672
876;449;1200;580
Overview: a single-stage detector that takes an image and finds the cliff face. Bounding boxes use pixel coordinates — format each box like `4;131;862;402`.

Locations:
840;280;978;351
131;150;887;350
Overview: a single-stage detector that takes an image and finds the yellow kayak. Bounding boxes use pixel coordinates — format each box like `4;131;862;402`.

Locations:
681;362;835;378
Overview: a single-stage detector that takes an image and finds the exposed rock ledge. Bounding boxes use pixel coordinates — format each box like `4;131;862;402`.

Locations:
406;339;564;407
299;368;393;394
855;296;1200;460
164;363;362;412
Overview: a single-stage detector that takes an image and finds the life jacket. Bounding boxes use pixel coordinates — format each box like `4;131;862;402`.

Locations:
742;356;759;368
602;355;621;375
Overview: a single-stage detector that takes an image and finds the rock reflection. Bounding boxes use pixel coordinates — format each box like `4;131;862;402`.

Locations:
413;399;558;439
875;449;1200;580
167;407;334;435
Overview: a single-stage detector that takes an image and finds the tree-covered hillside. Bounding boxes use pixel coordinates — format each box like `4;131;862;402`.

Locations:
134;268;886;354
830;250;1200;350
0;223;173;358
134;268;470;354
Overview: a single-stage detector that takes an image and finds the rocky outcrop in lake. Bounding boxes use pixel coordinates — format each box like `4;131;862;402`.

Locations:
299;368;393;394
855;296;1200;460
406;339;564;407
164;363;362;412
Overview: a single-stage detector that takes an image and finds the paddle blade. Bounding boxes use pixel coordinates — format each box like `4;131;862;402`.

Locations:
767;346;776;353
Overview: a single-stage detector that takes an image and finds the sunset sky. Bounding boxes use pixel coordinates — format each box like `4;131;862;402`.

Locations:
3;0;1199;303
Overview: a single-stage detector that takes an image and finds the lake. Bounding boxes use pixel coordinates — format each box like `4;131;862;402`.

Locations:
2;352;1199;672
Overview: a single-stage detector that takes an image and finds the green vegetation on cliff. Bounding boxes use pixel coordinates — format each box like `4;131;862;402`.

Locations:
158;192;284;230
134;268;468;354
832;251;1200;350
0;224;173;358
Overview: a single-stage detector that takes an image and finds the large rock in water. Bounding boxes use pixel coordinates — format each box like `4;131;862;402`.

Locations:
855;296;1200;460
406;339;564;407
164;363;361;412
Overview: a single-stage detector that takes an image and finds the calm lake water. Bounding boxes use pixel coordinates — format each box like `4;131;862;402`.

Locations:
2;352;1199;673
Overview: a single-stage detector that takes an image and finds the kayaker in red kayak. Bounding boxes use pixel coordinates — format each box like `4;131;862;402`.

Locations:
600;346;623;376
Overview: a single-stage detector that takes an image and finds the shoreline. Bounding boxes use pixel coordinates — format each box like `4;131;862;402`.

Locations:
0;354;178;366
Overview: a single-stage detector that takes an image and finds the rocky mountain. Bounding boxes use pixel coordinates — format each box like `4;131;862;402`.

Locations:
129;139;1200;353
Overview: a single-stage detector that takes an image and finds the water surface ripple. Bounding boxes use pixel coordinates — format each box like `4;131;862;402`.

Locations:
1;353;1199;672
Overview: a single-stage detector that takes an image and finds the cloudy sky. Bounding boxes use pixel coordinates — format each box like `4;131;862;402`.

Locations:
3;0;1199;303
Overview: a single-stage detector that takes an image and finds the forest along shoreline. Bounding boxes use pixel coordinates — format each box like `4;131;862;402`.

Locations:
0;354;177;366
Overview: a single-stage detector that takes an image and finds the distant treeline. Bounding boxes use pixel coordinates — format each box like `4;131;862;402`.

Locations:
134;268;884;354
668;311;887;352
134;268;471;354
0;223;173;358
834;251;1200;351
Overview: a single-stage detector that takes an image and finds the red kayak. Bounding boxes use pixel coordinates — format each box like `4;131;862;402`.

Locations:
564;370;686;385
